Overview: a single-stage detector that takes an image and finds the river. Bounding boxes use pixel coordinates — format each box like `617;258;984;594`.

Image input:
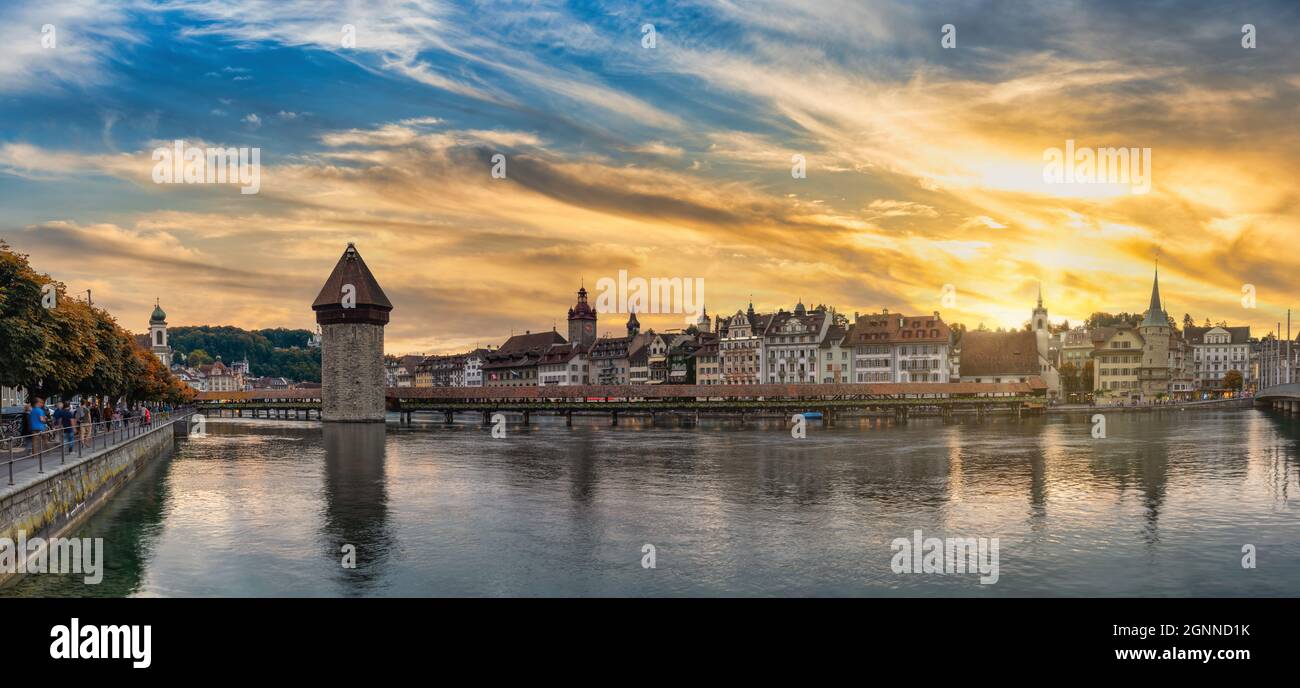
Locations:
4;409;1299;596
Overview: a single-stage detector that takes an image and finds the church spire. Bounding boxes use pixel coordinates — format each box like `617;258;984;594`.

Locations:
1141;263;1167;328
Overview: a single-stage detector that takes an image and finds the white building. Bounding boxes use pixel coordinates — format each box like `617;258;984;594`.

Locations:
1185;325;1252;390
538;343;590;385
463;348;488;387
763;302;831;384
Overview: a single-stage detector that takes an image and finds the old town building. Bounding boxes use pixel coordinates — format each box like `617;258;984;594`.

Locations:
763;301;831;384
720;303;770;384
847;309;954;383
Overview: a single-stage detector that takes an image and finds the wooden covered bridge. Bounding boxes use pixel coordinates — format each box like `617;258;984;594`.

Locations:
195;380;1047;426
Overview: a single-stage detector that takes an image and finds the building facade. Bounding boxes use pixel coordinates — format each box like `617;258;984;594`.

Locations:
847;309;954;383
1093;326;1143;399
763;302;830;384
1185;325;1252;392
720;303;768;385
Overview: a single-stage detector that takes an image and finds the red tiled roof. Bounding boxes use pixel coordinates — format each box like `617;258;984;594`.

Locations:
959;330;1040;377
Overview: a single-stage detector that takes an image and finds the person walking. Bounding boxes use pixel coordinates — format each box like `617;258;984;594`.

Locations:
77;402;91;445
54;402;75;452
28;398;48;457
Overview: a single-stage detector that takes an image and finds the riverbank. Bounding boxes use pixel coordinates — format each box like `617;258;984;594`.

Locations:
1045;398;1253;414
0;413;190;587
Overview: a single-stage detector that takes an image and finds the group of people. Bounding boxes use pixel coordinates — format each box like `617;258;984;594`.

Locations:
21;397;168;457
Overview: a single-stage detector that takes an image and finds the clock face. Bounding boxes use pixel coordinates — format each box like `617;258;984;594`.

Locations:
584;323;593;335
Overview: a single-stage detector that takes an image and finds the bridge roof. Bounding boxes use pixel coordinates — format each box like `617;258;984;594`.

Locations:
197;380;1047;403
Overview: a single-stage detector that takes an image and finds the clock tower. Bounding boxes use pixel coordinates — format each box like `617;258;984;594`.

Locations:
567;285;597;348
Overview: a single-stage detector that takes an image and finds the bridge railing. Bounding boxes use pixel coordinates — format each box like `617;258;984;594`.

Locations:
3;407;194;487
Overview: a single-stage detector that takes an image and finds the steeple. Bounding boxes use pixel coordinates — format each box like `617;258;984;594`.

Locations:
1032;283;1048;332
626;308;640;337
1141;264;1167;328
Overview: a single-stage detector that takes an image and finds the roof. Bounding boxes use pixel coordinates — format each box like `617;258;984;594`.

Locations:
590;335;633;360
1184;325;1251;345
765;309;826;339
539;342;586;365
312;244;393;325
958;330;1042;377
820;325;847;348
1140;268;1168;328
497;330;566;355
846;311;950;345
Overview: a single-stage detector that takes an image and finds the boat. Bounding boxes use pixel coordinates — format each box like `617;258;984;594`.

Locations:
800;411;823;419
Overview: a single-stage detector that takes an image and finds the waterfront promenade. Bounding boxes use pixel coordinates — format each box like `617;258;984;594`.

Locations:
2;410;188;489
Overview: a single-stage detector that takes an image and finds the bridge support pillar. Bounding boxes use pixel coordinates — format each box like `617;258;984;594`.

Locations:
824;409;834;427
649;412;656;427
611;412;619;427
482;411;491;427
522;411;530;426
565;411;572;427
445;411;454;425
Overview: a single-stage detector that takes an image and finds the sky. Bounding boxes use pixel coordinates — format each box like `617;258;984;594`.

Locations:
2;0;1299;355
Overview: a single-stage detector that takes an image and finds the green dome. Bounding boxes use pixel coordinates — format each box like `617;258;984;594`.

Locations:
150;302;167;322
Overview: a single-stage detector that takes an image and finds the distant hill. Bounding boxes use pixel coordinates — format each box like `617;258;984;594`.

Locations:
169;325;321;382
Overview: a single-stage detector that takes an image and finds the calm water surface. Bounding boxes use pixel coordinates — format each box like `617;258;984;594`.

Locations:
6;409;1300;596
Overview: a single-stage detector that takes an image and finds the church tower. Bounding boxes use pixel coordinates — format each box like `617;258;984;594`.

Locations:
567;285;597;347
1138;265;1171;399
1032;285;1049;333
149;300;171;366
312;243;393;422
626;309;640;338
696;305;711;334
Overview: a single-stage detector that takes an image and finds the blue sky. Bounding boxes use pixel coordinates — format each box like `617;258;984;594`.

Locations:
3;0;1299;353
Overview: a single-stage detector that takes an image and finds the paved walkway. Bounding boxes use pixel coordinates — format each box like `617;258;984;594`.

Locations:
2;416;184;489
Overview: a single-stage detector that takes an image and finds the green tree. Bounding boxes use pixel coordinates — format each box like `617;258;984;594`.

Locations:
0;241;188;403
188;349;214;366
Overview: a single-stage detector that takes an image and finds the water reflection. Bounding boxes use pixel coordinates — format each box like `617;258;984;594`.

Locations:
321;423;391;594
5;409;1300;597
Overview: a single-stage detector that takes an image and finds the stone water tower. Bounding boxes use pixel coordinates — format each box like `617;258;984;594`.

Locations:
312;243;393;422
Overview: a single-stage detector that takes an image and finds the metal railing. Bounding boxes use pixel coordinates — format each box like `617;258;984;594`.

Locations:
3;407;193;487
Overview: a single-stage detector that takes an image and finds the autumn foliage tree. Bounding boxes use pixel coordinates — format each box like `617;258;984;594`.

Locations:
0;241;194;405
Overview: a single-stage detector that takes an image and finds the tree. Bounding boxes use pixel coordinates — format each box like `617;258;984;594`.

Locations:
0;241;189;403
1059;361;1078;396
1080;359;1095;392
1222;369;1243;391
188;349;214;366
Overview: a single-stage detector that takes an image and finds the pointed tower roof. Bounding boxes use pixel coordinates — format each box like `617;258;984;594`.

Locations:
313;243;393;326
150;298;167;323
1141;265;1167;328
